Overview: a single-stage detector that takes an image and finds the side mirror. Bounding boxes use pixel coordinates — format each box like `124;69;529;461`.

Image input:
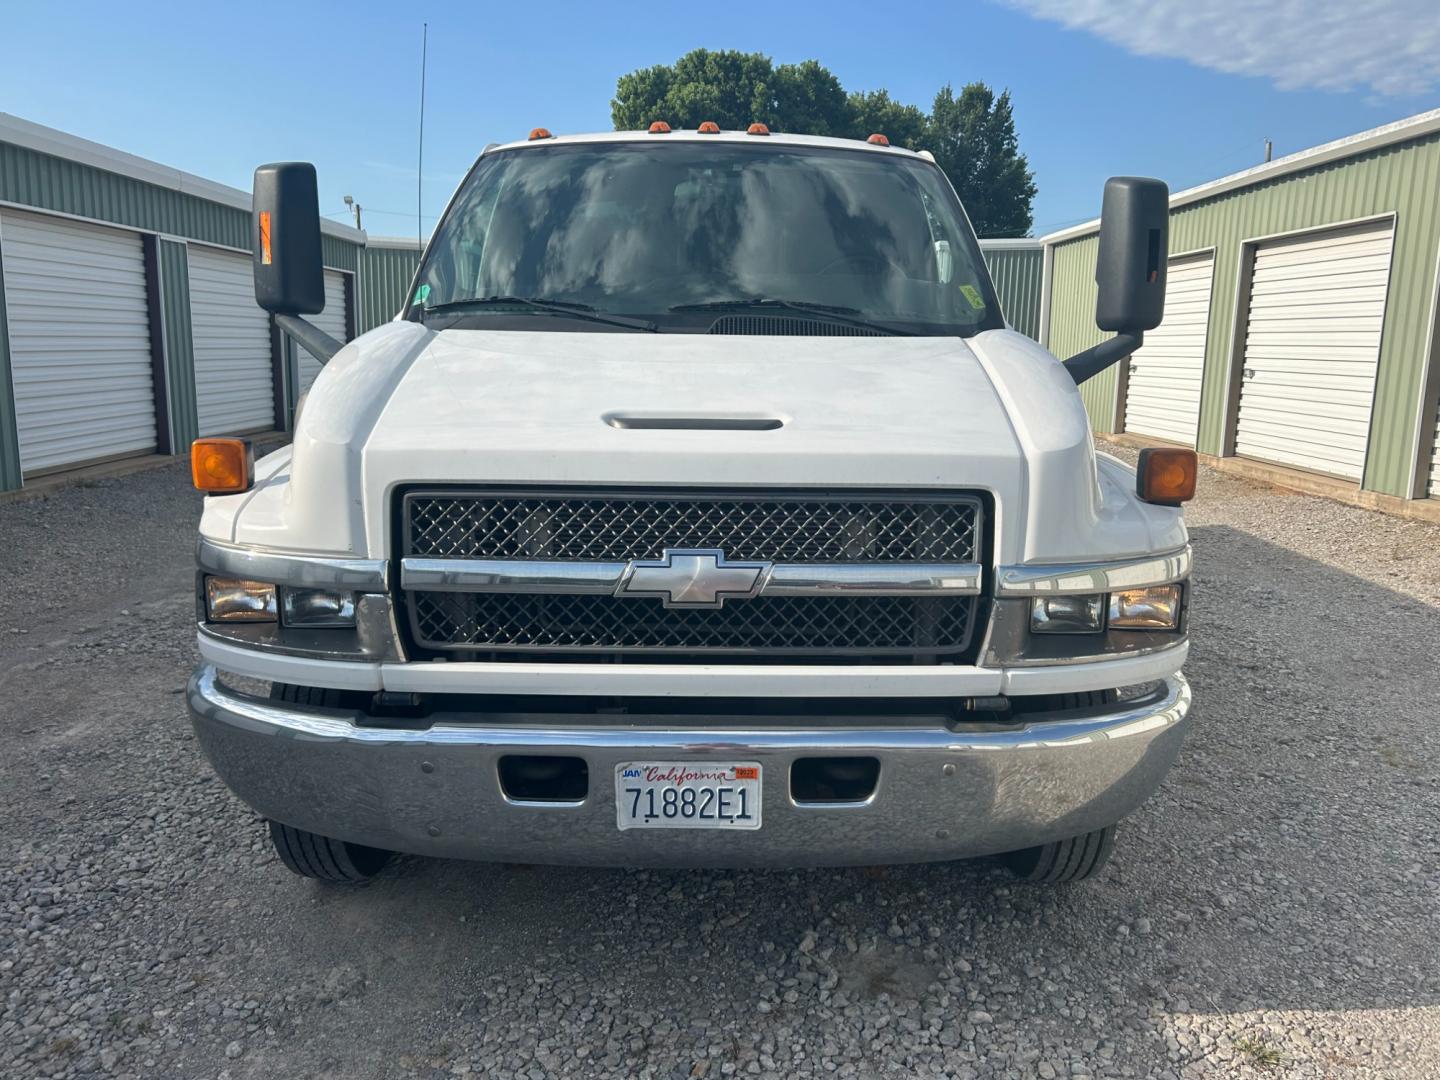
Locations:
1095;176;1168;332
252;162;325;315
1063;176;1169;385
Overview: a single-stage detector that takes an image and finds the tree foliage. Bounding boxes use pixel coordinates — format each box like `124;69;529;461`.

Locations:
611;49;1037;236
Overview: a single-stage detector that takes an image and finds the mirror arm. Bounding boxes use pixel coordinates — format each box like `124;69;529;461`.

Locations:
275;314;342;365
1063;332;1143;385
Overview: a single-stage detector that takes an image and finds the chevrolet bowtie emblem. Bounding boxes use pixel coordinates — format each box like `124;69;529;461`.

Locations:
617;549;771;609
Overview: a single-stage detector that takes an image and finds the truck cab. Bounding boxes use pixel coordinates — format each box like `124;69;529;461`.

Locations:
187;125;1194;884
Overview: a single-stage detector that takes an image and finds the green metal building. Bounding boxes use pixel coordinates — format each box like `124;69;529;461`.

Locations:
0;113;366;493
1041;108;1440;510
978;239;1044;339
358;237;424;333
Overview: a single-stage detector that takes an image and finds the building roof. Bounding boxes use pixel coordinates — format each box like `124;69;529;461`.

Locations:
1040;106;1440;247
367;235;427;250
0;112;367;244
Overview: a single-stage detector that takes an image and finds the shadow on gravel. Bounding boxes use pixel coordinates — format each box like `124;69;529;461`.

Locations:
245;526;1440;1027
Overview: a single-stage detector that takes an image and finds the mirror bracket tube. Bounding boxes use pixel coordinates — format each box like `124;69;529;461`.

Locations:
1064;331;1143;385
275;314;341;365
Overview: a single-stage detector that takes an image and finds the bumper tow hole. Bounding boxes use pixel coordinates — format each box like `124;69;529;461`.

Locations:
791;757;880;804
498;755;589;802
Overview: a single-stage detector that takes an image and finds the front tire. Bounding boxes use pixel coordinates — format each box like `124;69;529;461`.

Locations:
268;821;393;884
1002;825;1117;883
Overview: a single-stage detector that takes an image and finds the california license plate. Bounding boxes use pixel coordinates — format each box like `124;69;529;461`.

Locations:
614;762;762;831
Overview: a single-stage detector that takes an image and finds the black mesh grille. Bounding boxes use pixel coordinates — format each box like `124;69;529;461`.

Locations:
404;491;981;564
410;591;975;655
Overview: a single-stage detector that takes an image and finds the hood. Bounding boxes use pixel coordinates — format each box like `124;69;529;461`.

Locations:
220;322;1184;564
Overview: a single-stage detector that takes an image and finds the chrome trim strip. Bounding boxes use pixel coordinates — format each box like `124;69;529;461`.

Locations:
192;662;1188;751
763;563;982;596
996;546;1191;596
400;558;984;597
401;558;627;594
198;538;388;590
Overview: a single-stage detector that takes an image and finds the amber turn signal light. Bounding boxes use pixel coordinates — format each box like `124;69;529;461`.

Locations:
528;127;553;140
867;133;890;146
1136;447;1197;506
747;123;770;136
648;120;671;133
191;438;254;494
697;121;721;134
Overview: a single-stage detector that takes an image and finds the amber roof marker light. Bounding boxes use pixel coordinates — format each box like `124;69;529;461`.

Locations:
528;127;554;141
191;438;255;495
1136;447;1197;506
867;133;890;146
648;121;671;134
697;121;721;134
747;123;770;136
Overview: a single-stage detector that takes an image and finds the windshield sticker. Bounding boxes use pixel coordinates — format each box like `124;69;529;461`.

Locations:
412;283;431;307
958;284;985;311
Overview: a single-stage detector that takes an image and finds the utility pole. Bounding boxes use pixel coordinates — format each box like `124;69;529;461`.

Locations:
343;195;362;231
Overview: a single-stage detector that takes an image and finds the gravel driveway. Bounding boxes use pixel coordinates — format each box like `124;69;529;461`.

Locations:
2;449;1437;1079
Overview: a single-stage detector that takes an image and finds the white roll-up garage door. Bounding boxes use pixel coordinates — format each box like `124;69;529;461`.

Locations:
1427;399;1440;498
0;210;155;474
1123;251;1215;446
188;245;275;436
293;270;350;394
1234;219;1394;480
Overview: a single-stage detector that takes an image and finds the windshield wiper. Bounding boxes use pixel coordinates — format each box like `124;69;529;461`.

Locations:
424;296;657;332
669;298;911;336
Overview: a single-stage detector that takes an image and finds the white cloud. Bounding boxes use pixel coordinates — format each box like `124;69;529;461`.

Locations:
1003;0;1440;96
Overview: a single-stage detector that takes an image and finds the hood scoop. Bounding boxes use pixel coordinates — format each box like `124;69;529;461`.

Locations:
603;413;785;431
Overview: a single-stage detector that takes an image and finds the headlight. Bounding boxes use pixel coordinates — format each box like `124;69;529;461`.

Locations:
1030;594;1105;634
205;577;277;622
281;587;357;627
1109;585;1182;630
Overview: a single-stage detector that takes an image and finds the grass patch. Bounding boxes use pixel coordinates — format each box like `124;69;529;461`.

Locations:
1236;1036;1284;1068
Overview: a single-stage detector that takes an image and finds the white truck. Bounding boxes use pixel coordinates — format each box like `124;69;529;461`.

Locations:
187;124;1195;885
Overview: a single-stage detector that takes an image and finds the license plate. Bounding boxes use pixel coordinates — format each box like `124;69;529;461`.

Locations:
614;762;762;831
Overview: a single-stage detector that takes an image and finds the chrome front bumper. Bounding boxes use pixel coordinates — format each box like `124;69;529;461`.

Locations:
187;665;1192;868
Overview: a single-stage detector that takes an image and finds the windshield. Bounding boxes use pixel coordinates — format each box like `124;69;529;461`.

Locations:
411;141;1005;336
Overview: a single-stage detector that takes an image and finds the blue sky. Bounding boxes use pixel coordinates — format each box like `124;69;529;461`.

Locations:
2;0;1435;237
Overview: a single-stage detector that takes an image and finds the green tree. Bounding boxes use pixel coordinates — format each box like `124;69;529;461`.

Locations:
611;49;779;131
611;50;1037;236
846;89;928;149
926;84;1036;237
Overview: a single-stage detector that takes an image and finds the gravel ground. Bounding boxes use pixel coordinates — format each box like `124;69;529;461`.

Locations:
2;450;1438;1079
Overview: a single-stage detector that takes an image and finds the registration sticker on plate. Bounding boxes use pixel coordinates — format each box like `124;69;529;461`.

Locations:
614;762;762;831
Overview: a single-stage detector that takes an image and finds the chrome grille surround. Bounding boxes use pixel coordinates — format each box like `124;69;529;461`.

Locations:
398;489;986;659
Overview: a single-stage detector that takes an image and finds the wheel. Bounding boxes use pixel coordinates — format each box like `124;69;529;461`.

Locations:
1002;825;1117;883
267;820;393;884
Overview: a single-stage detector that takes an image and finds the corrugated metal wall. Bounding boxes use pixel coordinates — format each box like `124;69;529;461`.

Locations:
1044;234;1118;429
980;245;1044;339
1045;131;1440;498
359;245;423;332
158;239;198;451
